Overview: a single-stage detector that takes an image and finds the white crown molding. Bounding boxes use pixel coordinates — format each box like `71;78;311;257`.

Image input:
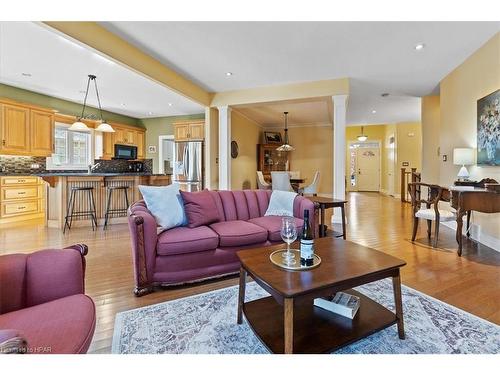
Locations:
230;108;265;129
262;122;333;129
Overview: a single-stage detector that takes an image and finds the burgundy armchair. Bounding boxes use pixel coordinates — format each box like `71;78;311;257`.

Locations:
0;244;96;354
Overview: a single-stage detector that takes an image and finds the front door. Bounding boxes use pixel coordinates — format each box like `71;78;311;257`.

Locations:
356;147;380;192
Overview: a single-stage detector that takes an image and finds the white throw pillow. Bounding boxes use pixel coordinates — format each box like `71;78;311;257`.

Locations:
138;183;187;231
265;190;297;217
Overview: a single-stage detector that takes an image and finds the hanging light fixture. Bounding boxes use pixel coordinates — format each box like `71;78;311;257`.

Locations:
276;111;294;152
70;75;115;133
357;126;368;142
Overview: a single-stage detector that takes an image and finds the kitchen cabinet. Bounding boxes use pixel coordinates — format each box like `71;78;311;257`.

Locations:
0;176;45;225
136;131;145;159
174;120;205;141
101;123;146;160
0;103;30;155
30;109;54;156
0;99;55;157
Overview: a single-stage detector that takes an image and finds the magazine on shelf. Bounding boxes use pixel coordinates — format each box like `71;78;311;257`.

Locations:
314;292;360;319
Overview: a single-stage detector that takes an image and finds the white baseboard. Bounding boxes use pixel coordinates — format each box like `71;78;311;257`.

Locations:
441;221;500;252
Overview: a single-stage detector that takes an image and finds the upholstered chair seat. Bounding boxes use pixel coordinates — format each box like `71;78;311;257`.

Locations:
415;208;455;221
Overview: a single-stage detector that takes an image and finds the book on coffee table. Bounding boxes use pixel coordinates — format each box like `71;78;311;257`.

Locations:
314;292;360;319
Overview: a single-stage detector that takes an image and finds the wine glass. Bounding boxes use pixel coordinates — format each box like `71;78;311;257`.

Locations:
281;216;297;265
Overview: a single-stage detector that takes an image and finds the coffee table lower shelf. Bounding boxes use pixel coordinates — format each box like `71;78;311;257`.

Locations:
242;289;398;354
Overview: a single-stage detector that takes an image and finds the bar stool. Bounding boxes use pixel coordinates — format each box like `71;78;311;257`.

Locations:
103;185;130;230
63;186;98;233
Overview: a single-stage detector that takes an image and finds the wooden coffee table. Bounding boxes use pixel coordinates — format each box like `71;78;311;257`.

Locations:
236;237;406;354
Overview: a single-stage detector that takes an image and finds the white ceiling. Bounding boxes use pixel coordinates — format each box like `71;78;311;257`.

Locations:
0;22;204;119
102;21;500;125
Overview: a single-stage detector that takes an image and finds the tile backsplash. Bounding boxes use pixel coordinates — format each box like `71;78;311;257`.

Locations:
0;156;153;175
0;156;47;174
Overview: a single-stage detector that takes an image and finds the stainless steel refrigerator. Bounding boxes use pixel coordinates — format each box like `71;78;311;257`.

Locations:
173;141;203;192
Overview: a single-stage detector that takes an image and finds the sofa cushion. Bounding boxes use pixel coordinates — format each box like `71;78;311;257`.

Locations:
180;190;220;228
209;220;268;247
157;226;219;256
0;294;96;354
249;216;304;242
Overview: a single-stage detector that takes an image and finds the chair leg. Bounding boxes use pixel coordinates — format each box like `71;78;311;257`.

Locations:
411;217;419;241
426;220;432;239
433;221;440;248
104;188;112;230
88;190;95;231
68;190;76;230
124;187;130;208
63;190;75;233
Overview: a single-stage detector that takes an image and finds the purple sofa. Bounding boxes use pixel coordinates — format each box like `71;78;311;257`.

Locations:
0;245;96;354
128;189;317;296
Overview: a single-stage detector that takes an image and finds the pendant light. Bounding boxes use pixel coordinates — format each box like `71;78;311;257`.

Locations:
276;112;294;152
70;75;114;133
357;126;368;142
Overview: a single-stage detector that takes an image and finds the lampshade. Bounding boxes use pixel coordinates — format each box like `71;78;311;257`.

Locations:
68;121;90;132
453;148;475;166
276;111;294;152
357;126;368;142
95;122;115;132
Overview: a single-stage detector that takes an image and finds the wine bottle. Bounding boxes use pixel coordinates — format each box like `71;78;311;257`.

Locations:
300;209;314;266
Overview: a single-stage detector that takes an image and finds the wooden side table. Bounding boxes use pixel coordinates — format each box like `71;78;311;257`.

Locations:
307;196;347;239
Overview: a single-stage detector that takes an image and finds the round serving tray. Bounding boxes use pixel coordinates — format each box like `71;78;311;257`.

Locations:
269;249;322;271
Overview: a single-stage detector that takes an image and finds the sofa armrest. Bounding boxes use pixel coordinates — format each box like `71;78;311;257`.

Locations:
0;330;28;354
128;202;159;296
24;245;88;307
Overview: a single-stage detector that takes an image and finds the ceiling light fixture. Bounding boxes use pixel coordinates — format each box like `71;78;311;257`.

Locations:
415;43;425;51
70;74;114;133
225;72;233;76
168;103;173;107
371;110;377;114
148;111;153;115
276;112;294;152
357;126;368;142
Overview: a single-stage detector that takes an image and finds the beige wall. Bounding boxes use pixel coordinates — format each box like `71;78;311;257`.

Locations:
396;122;423;190
230;111;262;190
139;114;205;173
438;32;500;245
421;96;441;184
287;126;333;194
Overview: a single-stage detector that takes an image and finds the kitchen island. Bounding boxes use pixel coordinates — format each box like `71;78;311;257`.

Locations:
38;173;171;229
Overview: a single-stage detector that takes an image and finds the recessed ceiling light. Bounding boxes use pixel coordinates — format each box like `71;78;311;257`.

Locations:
415;43;425;51
21;73;32;77
371;110;377;114
148;111;153;115
120;103;126;107
168;103;173;107
225;72;233;76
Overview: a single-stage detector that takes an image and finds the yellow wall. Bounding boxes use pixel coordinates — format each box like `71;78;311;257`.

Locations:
287;126;333;194
231;111;262;190
382;124;397;195
438;32;500;244
421;96;441;184
396;122;423;190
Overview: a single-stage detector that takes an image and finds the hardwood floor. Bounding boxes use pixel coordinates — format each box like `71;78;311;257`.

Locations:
1;192;498;353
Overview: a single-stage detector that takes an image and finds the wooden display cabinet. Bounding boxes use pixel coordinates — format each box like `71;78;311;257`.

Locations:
257;144;291;181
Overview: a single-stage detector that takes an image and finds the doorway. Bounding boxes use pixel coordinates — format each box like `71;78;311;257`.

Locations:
158;135;175;174
348;141;381;192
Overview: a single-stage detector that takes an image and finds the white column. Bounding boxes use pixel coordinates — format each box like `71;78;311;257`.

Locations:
204;106;211;189
332;95;348;222
218;105;232;190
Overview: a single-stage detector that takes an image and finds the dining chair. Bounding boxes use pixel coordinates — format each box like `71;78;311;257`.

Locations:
408;182;455;248
271;171;295;192
256;171;271;190
299;171;320;196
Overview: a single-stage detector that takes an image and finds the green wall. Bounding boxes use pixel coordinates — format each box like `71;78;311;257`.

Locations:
0;83;140;127
139;113;205;173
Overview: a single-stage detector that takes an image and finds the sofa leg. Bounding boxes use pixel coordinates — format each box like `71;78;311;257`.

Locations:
134;285;154;297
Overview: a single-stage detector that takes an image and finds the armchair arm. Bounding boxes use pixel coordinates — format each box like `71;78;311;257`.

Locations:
0;330;27;354
295;195;319;238
24;245;88;307
128;201;159;297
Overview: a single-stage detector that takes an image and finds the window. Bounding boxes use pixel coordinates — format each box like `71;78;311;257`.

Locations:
49;124;92;169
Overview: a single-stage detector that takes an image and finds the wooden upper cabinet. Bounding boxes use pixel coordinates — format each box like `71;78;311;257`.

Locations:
0;103;30;155
136;131;145;159
102;132;114;160
30;109;54;156
174;121;204;141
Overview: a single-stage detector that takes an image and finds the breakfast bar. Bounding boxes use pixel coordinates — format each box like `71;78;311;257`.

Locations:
39;173;171;229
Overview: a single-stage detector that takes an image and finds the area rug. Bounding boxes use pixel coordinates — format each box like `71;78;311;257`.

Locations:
112;279;500;354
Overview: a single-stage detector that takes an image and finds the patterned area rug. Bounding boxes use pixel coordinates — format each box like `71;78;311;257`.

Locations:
112;279;500;354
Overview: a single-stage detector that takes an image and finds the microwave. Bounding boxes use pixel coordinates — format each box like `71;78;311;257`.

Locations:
114;144;137;160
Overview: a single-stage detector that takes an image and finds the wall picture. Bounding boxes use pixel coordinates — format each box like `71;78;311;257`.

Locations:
264;131;282;144
477;89;500;165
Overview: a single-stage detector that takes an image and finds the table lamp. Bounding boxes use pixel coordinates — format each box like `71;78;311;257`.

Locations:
453;148;475;181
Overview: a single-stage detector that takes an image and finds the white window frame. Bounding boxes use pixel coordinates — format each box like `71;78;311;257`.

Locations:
46;122;95;170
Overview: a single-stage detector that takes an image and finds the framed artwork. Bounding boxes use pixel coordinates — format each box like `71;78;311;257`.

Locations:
148;145;157;153
264;131;282;144
477;89;500;165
